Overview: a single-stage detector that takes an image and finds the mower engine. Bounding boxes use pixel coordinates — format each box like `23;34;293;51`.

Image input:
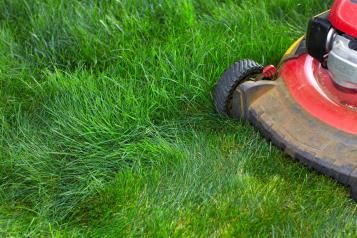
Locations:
307;0;357;89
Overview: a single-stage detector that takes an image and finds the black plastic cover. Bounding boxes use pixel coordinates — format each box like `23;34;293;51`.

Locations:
306;11;331;64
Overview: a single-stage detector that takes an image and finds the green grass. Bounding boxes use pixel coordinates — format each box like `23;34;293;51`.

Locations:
0;0;356;237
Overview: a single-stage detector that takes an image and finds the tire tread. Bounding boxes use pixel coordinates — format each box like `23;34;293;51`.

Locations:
214;59;263;116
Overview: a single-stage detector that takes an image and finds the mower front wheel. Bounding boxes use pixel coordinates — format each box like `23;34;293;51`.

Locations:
214;59;263;117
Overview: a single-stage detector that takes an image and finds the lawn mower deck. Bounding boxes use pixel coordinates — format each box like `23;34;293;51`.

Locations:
214;0;357;199
231;59;357;199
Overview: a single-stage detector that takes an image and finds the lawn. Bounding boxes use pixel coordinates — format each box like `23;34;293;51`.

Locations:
0;0;356;237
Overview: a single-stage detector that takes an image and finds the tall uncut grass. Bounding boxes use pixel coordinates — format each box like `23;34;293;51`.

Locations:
1;0;356;237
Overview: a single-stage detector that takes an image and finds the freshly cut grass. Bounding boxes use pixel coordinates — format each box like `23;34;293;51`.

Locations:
0;0;356;237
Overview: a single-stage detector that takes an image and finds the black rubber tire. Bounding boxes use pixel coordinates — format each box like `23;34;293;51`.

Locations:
214;59;263;116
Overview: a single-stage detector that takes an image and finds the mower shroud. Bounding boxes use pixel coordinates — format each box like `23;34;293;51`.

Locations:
229;39;357;199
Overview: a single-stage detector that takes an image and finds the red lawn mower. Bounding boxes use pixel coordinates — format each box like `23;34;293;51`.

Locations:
214;0;357;199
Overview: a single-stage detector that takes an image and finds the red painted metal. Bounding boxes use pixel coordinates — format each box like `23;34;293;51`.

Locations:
280;54;357;135
329;0;357;38
263;65;277;78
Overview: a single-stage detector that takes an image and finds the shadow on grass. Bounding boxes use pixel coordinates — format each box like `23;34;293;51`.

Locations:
73;113;356;237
